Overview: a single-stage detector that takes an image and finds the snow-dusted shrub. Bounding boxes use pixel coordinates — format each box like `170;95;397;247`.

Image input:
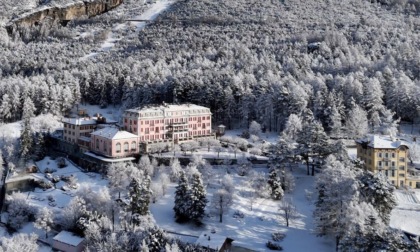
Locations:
249;134;260;143
221;174;234;193
272;232;286;241
241;130;250;139
249;121;262;136
56;157;67;168
233;210;244;219
249;147;262;156
236;156;252;176
266;241;283;250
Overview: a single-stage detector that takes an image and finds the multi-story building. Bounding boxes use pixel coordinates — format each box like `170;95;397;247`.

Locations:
62;116;117;152
90;127;139;158
61;103;214;158
356;135;420;189
122;103;213;145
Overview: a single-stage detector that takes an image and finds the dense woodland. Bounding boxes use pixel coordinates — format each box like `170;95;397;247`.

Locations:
1;0;420;134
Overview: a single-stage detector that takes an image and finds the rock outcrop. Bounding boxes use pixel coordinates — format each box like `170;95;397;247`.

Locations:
6;0;123;35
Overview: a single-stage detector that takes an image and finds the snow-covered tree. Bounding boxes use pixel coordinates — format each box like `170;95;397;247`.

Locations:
279;197;298;227
34;207;54;239
138;155;154;177
189;173;207;225
128;174;151;217
0;233;39;252
296;120;330;175
19;97;35;160
283;114;302;140
345;103;369;139
6;192;37;229
158;173;170;196
267;169;284;200
170;158;182;182
59;196;88;233
236;155;252;176
180;141;199;155
314;156;358;249
173;172;190;222
249;120;262;136
211;189;233;223
358;171;396;225
199;138;221;152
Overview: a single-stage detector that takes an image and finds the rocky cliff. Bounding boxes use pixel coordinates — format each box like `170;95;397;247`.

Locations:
6;0;123;35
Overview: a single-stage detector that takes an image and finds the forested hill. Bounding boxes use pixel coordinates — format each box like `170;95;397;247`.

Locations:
1;0;420;134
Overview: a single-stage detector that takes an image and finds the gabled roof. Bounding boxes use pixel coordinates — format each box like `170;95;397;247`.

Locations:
195;232;231;251
63;117;97;125
53;231;84;246
91;127;138;140
356;135;410;149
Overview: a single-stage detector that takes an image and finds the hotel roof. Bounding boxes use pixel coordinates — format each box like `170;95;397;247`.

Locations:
125;103;211;115
356;135;410;149
91;127;138;140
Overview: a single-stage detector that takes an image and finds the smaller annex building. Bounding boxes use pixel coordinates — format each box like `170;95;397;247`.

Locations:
90;126;139;158
52;231;85;252
195;232;233;252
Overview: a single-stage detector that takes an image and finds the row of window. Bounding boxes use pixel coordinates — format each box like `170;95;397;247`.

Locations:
139;130;212;142
125;117;211;125
95;140;137;153
378;152;396;158
64;124;76;129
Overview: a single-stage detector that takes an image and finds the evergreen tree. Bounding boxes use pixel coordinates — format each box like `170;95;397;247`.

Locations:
138;173;152;216
358;171;397;225
20;97;35;160
128;175;151;221
173;172;190;222
189;173;207;225
267;169;284;200
296;120;330;175
345;102;369;139
33;132;46;161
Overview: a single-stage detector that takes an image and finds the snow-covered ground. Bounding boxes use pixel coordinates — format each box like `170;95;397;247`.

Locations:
391;189;420;236
81;0;175;59
150;164;334;251
4;157;108;237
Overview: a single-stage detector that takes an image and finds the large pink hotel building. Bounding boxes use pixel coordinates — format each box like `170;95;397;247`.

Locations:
123;104;212;144
62;104;213;159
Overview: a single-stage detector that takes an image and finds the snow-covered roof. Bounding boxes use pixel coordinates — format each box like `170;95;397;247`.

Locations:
356;135;410;149
195;232;230;251
63;117;97;125
90;127;138;140
125;103;211;117
53;231;84;246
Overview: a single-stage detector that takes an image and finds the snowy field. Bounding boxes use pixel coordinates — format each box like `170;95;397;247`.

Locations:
150;165;334;251
391;190;420;236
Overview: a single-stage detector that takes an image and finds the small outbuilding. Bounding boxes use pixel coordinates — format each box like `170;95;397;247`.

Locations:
195;232;233;252
52;231;85;252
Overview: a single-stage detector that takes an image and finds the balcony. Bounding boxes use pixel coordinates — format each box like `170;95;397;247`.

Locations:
167;122;188;126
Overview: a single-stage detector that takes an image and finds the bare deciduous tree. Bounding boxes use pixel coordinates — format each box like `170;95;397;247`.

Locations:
279;197;298;227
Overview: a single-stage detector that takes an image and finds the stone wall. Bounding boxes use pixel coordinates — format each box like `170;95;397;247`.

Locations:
6;0;124;35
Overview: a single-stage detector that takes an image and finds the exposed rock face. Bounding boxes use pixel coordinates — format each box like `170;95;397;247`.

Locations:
6;0;123;35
